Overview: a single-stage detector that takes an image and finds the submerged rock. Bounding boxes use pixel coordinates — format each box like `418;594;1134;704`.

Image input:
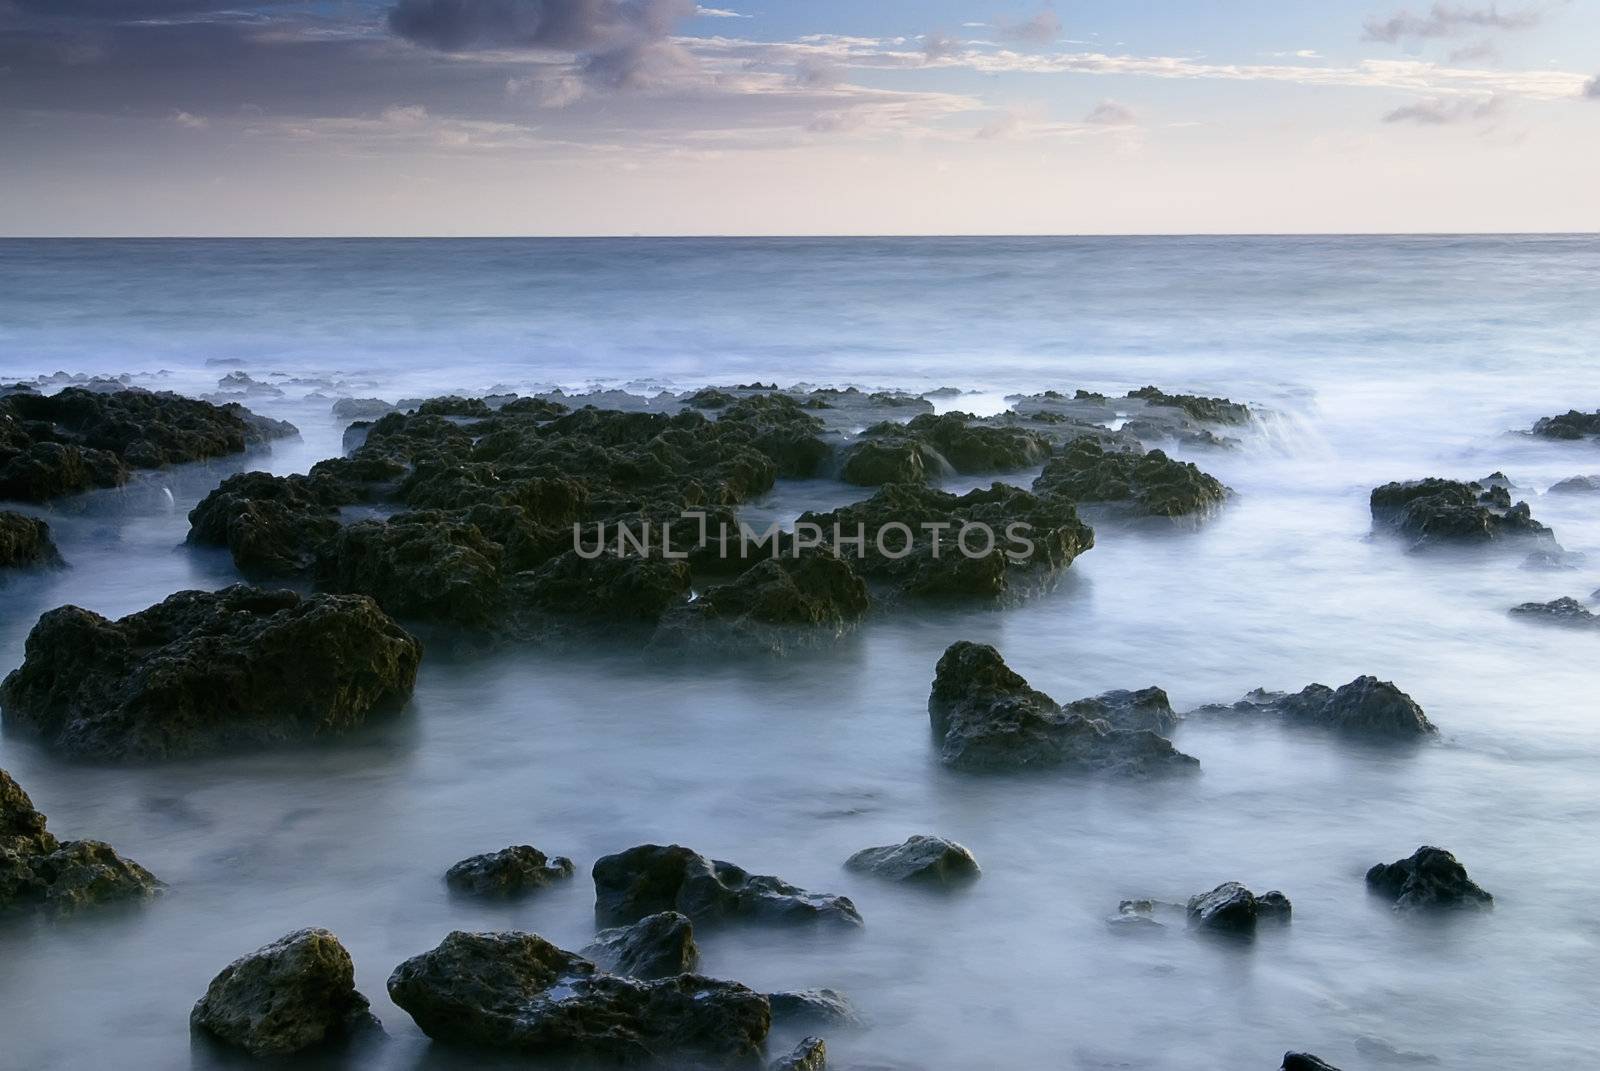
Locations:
1370;477;1556;550
0;510;63;570
1032;438;1228;520
386;930;771;1064
1185;882;1291;934
767;989;861;1029
1508;596;1600;629
1283;1054;1343;1071
1365;846;1493;913
927;642;1199;776
445;845;576;898
0;768;161;914
770;1037;828;1071
1191;677;1436;738
0;584;421;760
843;835;980;886
191;928;379;1056
592;844;863;929
582;911;699;980
1105;899;1170;933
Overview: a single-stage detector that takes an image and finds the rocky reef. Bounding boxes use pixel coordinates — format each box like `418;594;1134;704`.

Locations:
1032;438;1228;521
1370;477;1556;550
1366;846;1493;913
592;843;863;928
927;641;1198;775
1190;677;1437;738
0;768;161;914
0;510;63;570
0;585;421;760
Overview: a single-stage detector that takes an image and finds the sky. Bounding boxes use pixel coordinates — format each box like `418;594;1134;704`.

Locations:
1;0;1597;235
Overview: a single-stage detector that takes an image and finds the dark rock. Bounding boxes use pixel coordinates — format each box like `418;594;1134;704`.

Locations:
1548;474;1600;494
592;844;863;929
332;397;395;420
770;1037;827;1071
1127;386;1251;425
1192;677;1436;738
413;395;492;418
1283;1054;1343;1071
1509;596;1600;628
386;930;770;1064
1529;409;1600;441
843;835;979;886
0;585;421;760
187;471;345;577
217;371;284;397
445;845;576;898
685;388;737;409
1370;477;1556;550
0;768;161;914
767;989;861;1028
514;548;693;624
1066;687;1179;735
191;928;379;1056
327;512;507;626
1365;846;1493;913
840;438;945;486
1185;881;1291;934
1032;438;1228;520
0;510;64;569
583;910;699;979
850;412;1050;478
928;642;1199;776
651;553;869;653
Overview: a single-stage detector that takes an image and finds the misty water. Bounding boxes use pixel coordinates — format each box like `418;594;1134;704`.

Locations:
2;236;1599;1070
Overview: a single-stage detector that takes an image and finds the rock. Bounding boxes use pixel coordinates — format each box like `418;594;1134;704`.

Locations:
1365;846;1493;913
217;371;285;397
0;584;421;760
386;930;771;1064
1521;548;1586;571
846;412;1051;479
1127;386;1251;425
592;844;863;929
651;553;869;653
1106;899;1168;932
187;471;345;577
445;845;576;898
1191;677;1436;738
0;768;161;914
1032;438;1228;520
1185;882;1291;934
839;438;945;486
583;911;699;979
1547;474;1600;494
1529;409;1600;441
327;512;508;626
514;548;693;625
927;642;1199;776
843;835;980;886
1353;1035;1441;1065
191;928;379;1056
0;510;63;569
770;1037;827;1071
332;397;395;420
1066;687;1179;735
767;989;861;1028
1509;596;1600;629
1370;477;1556;550
1282;1054;1343;1071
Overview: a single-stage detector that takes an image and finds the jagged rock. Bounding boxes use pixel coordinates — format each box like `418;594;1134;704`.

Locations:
928;642;1198;776
1370;478;1556;549
651;553;869;653
191;928;379;1056
1283;1054;1343;1071
0;768;161;914
1365;846;1493;913
843;835;979;886
327;512;507;626
1548;474;1600;494
1185;882;1291;934
1032;438;1228;520
188;471;344;576
217;371;285;397
840;438;945;486
1190;677;1436;738
592;844;863;928
0;585;421;760
1066;687;1179;735
714;394;833;478
848;412;1050;479
1509;596;1600;629
0;510;63;569
1127;386;1251;425
1530;409;1600;441
770;1037;827;1071
514;548;693;624
445;845;576;898
767;989;861;1028
583;911;699;979
685;388;737;409
386;930;770;1064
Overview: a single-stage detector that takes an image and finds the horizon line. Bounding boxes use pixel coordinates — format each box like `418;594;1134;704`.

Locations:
2;230;1598;241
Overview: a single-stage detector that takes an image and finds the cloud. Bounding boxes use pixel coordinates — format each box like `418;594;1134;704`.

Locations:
9;0;298;17
1084;98;1136;125
792;56;843;88
1363;3;1543;43
1382;93;1503;123
1586;75;1600;98
170;109;207;128
922;30;959;61
1446;39;1499;62
387;0;694;53
996;9;1062;45
694;5;746;16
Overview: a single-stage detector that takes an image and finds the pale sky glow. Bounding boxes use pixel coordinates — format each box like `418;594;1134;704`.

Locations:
1;0;1597;235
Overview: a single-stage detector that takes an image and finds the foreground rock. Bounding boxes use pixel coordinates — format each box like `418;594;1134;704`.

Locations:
0;511;63;570
1190;677;1437;738
445;845;576;898
0;387;295;502
844;835;980;886
1508;596;1600;629
770;1037;827;1071
1032;438;1228;521
1366;846;1493;913
1186;882;1291;934
583;911;699;980
927;642;1199;776
191;928;379;1056
593;844;863;929
387;930;770;1064
1283;1054;1343;1071
0;768;161;914
0;585;421;760
1370;477;1556;550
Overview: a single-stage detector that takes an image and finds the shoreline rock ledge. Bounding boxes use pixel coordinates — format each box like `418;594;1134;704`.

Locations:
927;641;1199;776
0;584;421;760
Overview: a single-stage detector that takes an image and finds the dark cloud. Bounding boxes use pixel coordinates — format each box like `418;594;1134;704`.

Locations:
996;10;1061;45
921;30;959;61
1382;94;1503;123
386;0;692;53
7;0;299;18
1363;3;1542;43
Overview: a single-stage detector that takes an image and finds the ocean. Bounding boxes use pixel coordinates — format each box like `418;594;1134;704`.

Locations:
2;235;1598;1069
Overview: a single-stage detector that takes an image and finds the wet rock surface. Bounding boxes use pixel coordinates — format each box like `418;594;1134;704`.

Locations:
592;843;863;928
651;552;870;654
1529;409;1600;442
0;768;161;914
1032;438;1228;520
767;989;861;1029
928;642;1199;775
1185;881;1291;934
0;584;421;760
1283;1053;1344;1071
770;1037;828;1071
386;929;771;1065
583;910;700;979
445;845;576;898
1366;846;1493;913
1191;677;1437;738
0;510;63;569
190;928;379;1056
843;835;980;886
1066;686;1180;735
1508;596;1600;628
0;387;295;502
1370;477;1556;550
